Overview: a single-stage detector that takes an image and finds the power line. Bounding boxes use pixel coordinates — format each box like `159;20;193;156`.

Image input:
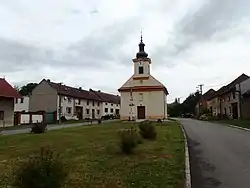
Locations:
204;81;231;89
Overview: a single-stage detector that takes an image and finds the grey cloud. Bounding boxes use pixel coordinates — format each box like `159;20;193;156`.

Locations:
180;0;250;40
151;0;250;68
0;17;140;73
0;38;52;72
66;17;140;67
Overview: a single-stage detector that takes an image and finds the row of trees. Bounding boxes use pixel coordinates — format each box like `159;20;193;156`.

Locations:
14;83;38;96
168;91;201;117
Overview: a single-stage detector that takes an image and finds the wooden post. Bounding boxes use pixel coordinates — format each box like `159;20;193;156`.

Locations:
29;113;32;124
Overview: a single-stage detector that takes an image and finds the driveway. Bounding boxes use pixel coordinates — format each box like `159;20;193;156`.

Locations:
0;120;116;136
178;118;250;188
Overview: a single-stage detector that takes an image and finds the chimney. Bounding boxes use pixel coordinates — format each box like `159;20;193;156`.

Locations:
89;88;93;92
47;79;50;82
98;90;101;92
79;87;82;90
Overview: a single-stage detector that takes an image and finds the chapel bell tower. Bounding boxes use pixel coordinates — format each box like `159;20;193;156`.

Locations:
133;34;151;78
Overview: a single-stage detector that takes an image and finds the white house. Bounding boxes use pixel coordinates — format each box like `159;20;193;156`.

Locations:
14;96;30;112
29;79;120;121
118;36;168;120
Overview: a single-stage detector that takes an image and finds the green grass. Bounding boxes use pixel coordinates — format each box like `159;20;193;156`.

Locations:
212;119;250;129
62;119;88;124
0;121;185;188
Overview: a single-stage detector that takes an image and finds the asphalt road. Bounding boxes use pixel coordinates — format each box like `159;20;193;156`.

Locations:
178;118;250;188
0;120;115;136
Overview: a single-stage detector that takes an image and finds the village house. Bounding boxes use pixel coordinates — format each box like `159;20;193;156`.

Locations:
207;74;249;119
14;95;30;112
118;36;168;120
0;78;21;127
195;89;216;115
29;79;120;121
235;77;250;119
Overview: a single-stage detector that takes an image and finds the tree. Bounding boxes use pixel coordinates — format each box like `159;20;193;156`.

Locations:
182;91;201;114
168;91;201;117
19;83;38;96
14;85;20;91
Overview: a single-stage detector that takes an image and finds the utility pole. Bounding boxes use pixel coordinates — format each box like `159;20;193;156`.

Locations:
197;84;204;116
197;84;204;95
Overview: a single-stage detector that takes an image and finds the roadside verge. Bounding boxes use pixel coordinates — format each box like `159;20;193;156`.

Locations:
179;122;192;188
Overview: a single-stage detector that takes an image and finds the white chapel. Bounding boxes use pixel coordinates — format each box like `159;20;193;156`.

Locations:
118;35;168;120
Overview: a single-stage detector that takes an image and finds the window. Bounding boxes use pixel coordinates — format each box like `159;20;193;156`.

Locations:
0;111;4;120
78;99;81;105
224;108;227;115
139;66;144;74
105;108;108;113
229;107;232;114
97;102;100;106
227;96;230;101
115;109;120;115
97;109;100;115
232;91;236;99
66;107;72;114
87;100;89;105
92;101;94;106
116;104;118;107
86;109;89;114
68;97;72;103
20;98;24;103
110;108;114;113
105;102;108;105
139;93;143;101
111;103;113;106
15;98;18;103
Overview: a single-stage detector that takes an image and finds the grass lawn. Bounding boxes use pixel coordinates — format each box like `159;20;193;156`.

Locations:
212;119;250;129
0;121;185;188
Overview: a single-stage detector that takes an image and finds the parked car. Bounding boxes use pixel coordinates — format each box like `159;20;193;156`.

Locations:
181;113;194;118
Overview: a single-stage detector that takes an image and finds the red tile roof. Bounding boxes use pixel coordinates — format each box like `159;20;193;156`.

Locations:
0;78;21;98
44;79;120;104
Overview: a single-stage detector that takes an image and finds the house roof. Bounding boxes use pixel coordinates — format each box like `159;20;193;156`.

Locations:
217;74;249;96
202;89;216;100
90;90;120;104
0;78;22;98
44;79;120;103
207;74;250;100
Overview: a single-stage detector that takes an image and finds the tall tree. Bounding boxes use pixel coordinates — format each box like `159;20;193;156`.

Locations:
19;83;38;96
168;91;201;117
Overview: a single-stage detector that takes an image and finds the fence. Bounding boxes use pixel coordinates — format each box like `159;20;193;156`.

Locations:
14;111;45;125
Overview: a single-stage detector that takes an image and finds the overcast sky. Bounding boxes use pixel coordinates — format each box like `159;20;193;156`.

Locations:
1;0;250;102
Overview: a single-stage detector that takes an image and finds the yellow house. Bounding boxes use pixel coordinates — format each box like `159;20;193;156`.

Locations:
118;36;168;120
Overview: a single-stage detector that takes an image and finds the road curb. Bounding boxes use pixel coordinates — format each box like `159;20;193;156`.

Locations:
180;124;192;188
227;124;250;131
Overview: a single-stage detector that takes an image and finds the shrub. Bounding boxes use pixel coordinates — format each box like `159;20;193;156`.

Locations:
14;147;67;188
118;127;140;154
98;119;102;124
60;116;67;122
138;120;157;140
30;123;47;134
199;114;209;121
157;119;162;123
